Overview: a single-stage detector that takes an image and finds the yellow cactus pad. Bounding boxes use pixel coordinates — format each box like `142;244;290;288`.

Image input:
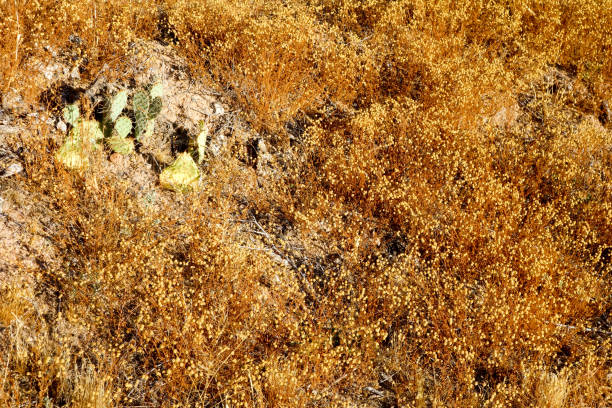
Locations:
159;153;200;192
55;136;89;170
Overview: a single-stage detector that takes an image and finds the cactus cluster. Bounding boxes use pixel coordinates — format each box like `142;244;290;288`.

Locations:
56;83;165;169
55;81;205;194
103;89;134;155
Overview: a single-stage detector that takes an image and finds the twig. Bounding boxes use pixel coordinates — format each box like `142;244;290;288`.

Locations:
363;386;385;398
357;34;374;45
248;373;258;407
544;320;612;336
250;216;317;301
92;0;97;49
379;372;396;384
14;0;21;67
241;228;269;236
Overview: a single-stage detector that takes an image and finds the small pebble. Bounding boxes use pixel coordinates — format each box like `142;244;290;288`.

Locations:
56;120;67;133
70;66;80;80
109;153;123;164
212;102;225;115
257;139;268;154
69;34;82;44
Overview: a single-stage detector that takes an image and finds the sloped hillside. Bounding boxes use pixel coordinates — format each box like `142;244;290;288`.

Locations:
0;1;610;407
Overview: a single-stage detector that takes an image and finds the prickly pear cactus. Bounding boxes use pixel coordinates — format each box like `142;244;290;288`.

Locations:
133;83;163;140
105;90;128;123
113;116;132;138
63;104;80;125
148;97;162;119
101;90;130;138
133;91;150;114
56;84;164;168
57;91;129;169
134;110;148;140
148;82;163;99
79;120;105;146
106;115;134;155
159;152;200;192
56;134;89;170
106;134;135;155
145;120;156;140
57;102;101;169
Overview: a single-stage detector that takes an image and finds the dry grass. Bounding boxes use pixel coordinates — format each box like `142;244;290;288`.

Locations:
1;0;611;407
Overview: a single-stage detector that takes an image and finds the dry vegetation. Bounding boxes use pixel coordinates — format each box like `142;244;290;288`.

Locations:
1;0;611;407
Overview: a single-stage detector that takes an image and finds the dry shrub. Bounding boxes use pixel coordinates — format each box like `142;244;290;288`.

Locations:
0;0;158;100
166;0;374;135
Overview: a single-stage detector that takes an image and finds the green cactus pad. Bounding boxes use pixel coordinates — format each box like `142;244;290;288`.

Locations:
114;116;132;138
159;153;200;192
107;135;135;155
56;136;88;169
148;82;163;99
196;122;208;164
134;110;148;140
148;97;162;119
63;104;80;126
106;90;128;122
133;91;150;113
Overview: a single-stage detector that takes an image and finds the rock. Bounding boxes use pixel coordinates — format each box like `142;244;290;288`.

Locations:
69;66;81;80
543;67;574;94
172;93;215;127
209;132;227;157
492;103;521;130
0;124;23;134
56;120;67;133
84;71;108;100
22;53;72;86
581;114;606;133
542;67;594;110
257;139;268;155
212;101;225;115
31;114;54;127
159;88;216;132
43;45;58;57
69;34;83;45
0;162;24;178
42;62;68;81
571;80;591;108
1;88;27;114
255;139;272;175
